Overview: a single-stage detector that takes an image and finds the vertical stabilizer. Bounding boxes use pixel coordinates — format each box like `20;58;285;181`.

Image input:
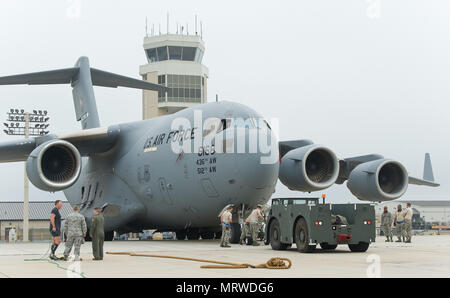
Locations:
72;57;101;129
423;153;435;182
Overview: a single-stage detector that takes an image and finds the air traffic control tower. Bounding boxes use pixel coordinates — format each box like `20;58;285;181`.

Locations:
139;31;209;119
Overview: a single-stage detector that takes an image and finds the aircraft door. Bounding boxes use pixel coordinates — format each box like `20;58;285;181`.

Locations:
158;177;173;205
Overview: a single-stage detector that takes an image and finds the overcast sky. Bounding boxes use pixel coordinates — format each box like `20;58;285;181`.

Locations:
0;0;448;203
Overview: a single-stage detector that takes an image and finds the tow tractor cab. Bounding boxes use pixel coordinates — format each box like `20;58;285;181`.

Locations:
265;198;376;253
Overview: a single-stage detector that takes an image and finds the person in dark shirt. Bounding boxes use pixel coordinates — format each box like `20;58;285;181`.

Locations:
49;200;63;260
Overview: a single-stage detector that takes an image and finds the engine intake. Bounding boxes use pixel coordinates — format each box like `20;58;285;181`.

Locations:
347;159;408;201
279;145;339;192
26;140;81;191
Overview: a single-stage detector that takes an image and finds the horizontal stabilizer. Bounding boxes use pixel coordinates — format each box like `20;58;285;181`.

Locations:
90;68;167;92
0;68;78;85
0;67;168;92
408;176;440;187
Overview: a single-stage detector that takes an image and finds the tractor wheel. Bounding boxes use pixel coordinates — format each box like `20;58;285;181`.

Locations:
294;218;316;253
348;242;370;252
269;219;289;250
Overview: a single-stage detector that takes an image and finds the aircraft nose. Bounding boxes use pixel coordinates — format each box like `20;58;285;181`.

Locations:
237;128;279;189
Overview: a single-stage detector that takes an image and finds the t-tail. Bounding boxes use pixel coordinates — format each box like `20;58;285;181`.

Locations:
423;153;435;182
0;56;167;129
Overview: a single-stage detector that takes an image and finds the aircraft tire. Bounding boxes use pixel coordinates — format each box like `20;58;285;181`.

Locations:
229;223;241;244
200;231;215;240
187;229;200;240
176;231;187;240
214;231;222;239
105;231;114;241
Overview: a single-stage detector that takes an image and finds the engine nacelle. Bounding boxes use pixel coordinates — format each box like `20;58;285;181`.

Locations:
26;140;82;192
347;159;408;201
279;145;339;192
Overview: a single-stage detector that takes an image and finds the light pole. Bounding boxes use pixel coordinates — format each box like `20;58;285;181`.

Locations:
4;109;50;242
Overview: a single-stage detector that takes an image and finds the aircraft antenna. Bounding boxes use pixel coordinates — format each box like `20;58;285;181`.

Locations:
145;18;148;37
195;15;198;35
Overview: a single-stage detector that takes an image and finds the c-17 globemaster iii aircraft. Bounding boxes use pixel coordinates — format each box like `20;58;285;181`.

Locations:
0;57;439;242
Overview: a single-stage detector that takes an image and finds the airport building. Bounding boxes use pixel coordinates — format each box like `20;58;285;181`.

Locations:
0;201;71;242
139;31;209;119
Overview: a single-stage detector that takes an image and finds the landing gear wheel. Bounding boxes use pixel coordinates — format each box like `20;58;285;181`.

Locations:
294;218;316;253
105;231;114;241
269;219;289;250
200;231;215;240
245;236;253;246
187;229;200;240
348;242;370;252
176;231;187;240
229;223;241;244
214;231;222;239
84;230;92;242
320;242;337;250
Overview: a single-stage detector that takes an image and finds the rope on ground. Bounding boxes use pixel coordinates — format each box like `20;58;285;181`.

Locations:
106;252;292;269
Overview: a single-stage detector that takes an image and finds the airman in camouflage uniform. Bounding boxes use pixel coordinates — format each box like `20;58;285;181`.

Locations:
246;205;265;246
63;205;87;261
220;205;233;248
90;207;105;260
380;206;393;242
394;205;406;242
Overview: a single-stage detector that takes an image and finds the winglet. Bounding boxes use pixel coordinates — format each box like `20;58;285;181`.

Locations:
423;153;435;182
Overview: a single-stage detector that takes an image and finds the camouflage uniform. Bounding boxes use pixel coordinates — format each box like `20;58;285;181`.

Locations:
246;208;263;245
63;211;87;260
403;207;413;242
380;211;393;242
220;210;232;247
394;211;406;242
91;213;105;260
240;221;250;244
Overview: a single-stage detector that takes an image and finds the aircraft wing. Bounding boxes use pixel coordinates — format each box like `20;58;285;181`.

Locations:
279;140;439;187
338;154;440;187
0;125;120;163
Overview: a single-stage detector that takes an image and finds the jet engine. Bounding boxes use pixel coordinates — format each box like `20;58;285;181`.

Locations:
347;159;408;201
279;145;339;192
26;140;82;192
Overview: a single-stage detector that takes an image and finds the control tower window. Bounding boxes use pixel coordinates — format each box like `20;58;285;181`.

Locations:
167;74;202;103
168;46;182;60
182;47;196;61
157;46;168;61
147;48;157;63
195;49;204;63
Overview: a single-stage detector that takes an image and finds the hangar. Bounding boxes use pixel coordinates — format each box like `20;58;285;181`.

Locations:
0;201;71;241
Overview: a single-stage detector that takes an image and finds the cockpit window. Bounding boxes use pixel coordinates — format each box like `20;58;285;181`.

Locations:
203;118;221;138
217;119;232;133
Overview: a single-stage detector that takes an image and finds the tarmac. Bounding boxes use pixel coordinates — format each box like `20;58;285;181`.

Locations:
0;235;449;278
